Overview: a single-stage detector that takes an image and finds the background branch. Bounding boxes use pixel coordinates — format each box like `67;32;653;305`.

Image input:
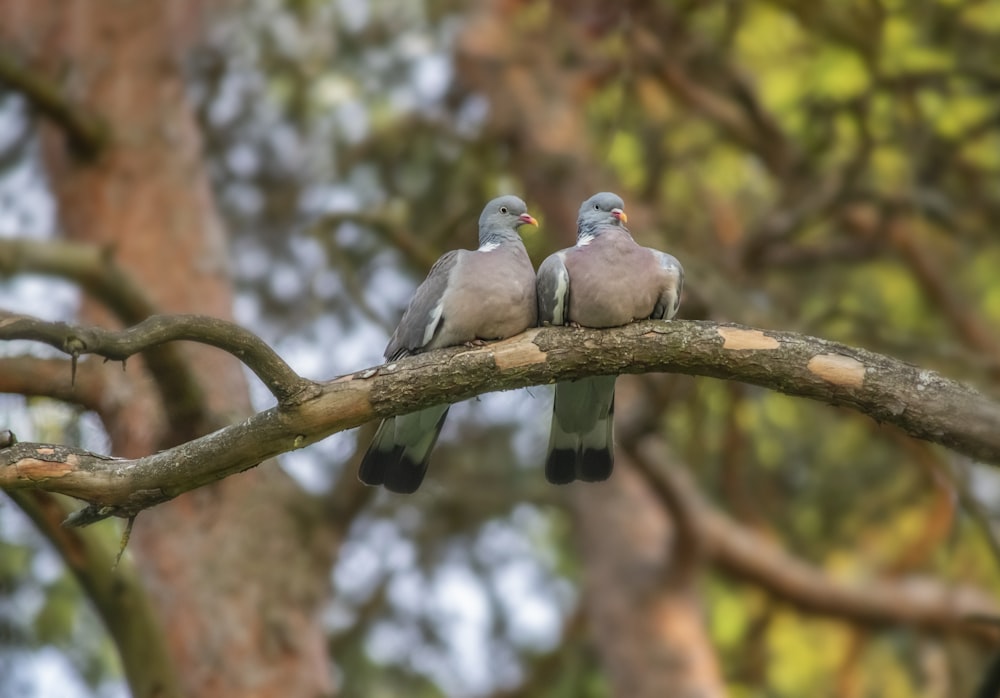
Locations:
0;239;223;441
631;438;999;637
0;53;107;159
0;355;115;417
6;490;181;697
0;238;158;325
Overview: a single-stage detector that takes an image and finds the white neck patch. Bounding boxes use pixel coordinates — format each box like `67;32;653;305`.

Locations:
478;241;500;252
576;233;595;247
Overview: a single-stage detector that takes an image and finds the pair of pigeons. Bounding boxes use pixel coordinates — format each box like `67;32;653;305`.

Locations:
358;192;684;493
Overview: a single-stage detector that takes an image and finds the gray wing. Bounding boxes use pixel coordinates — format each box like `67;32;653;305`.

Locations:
649;250;684;321
364;249;462;492
384;250;461;360
536;251;570;326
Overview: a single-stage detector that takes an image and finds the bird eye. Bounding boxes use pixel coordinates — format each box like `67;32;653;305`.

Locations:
500;206;508;214
594;204;600;210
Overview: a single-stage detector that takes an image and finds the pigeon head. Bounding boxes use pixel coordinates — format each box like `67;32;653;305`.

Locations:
478;195;538;245
577;192;628;238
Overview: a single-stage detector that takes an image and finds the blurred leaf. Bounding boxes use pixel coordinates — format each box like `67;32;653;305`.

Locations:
33;574;79;645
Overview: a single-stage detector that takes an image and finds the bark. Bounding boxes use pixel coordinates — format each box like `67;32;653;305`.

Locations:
2;316;999;517
0;2;334;696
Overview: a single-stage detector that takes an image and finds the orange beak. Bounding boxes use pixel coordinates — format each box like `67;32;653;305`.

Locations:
519;213;539;227
611;208;628;224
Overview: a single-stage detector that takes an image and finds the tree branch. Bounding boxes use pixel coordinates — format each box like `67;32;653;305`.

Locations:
0;312;313;404
0;239;225;439
0;238;159;326
0;355;114;417
1;318;999;521
631;438;999;637
0;52;108;159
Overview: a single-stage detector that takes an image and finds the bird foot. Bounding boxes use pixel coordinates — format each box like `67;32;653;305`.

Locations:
464;338;488;348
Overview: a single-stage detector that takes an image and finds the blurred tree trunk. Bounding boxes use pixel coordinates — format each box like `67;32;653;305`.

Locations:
0;2;334;696
574;464;726;698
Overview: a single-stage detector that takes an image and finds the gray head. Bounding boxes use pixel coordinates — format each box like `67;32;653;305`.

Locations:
478;195;538;245
577;192;628;238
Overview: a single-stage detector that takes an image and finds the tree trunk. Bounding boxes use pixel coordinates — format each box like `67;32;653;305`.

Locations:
0;2;334;696
573;424;725;697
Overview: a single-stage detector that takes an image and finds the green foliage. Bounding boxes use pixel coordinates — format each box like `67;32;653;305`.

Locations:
0;539;31;589
33;574;78;645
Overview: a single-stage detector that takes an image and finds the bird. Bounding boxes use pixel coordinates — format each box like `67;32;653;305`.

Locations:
358;195;539;493
536;192;683;484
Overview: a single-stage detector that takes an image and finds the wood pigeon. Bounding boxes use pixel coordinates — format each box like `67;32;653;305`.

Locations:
358;195;539;493
536;192;683;484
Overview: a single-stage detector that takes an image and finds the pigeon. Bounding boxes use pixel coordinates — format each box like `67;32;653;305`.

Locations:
358;195;539;493
536;192;683;484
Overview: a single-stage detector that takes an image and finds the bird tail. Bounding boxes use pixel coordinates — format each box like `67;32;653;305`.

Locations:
364;405;450;493
358;418;402;487
544;412;579;485
544;377;616;484
578;393;614;481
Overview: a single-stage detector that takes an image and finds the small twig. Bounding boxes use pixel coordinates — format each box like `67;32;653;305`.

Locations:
891;216;1000;360
114;515;136;569
64;503;120;527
